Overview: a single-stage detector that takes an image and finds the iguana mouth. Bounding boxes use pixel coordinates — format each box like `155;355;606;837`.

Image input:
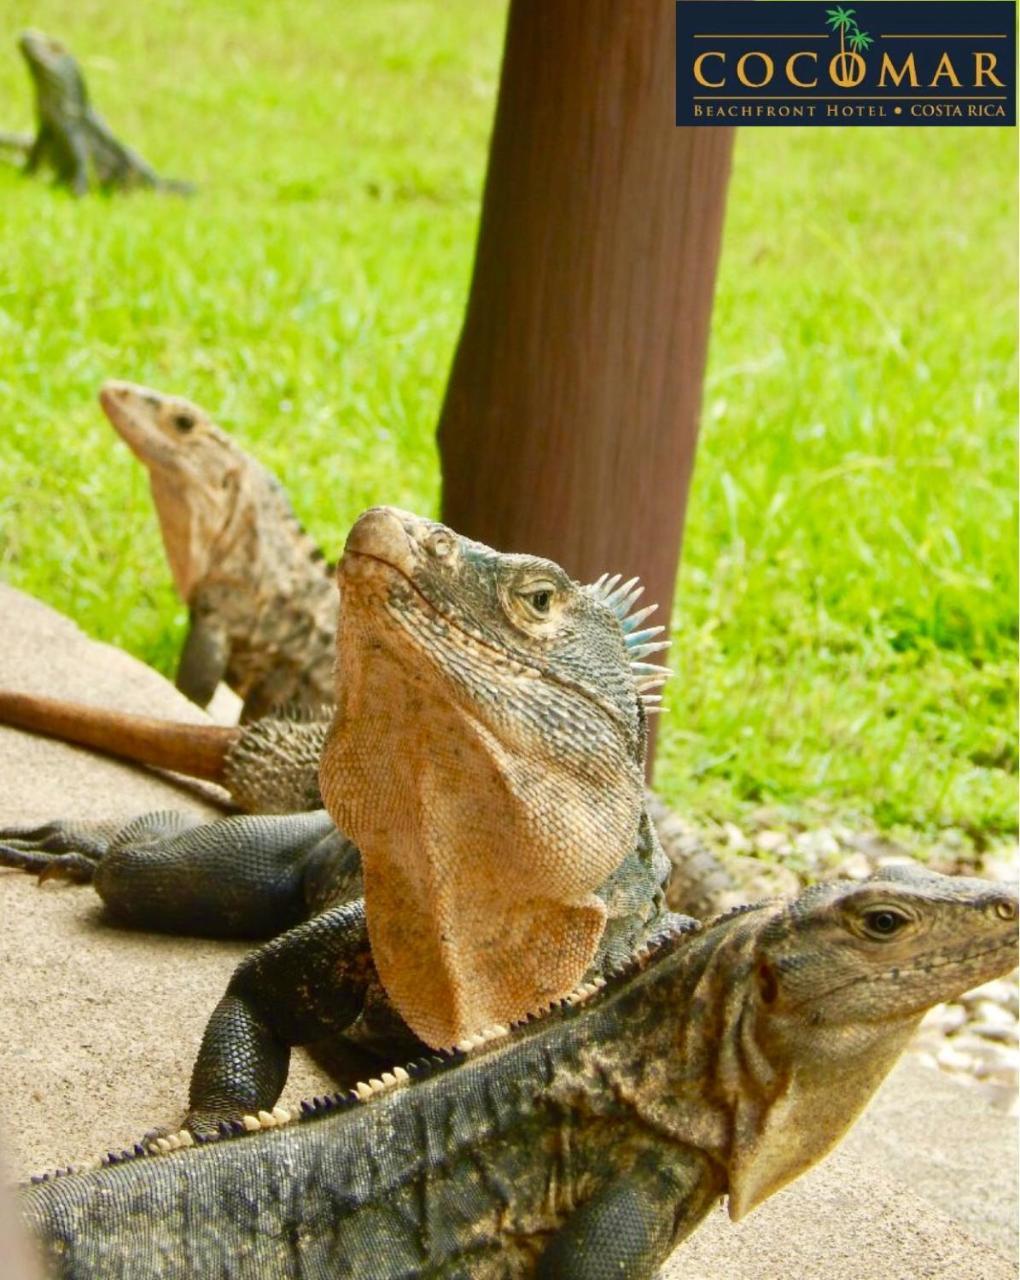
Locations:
790;935;1017;1011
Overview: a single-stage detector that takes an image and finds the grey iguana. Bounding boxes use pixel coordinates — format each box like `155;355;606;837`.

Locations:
19;866;1019;1279
16;31;193;196
1;508;675;1125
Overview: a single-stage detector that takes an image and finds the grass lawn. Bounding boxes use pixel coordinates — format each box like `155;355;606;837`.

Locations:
0;1;1015;852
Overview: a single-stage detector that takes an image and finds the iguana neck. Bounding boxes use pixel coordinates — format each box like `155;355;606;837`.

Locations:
322;611;645;1046
581;899;925;1219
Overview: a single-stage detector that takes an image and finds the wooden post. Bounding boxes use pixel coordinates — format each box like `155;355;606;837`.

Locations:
437;0;734;765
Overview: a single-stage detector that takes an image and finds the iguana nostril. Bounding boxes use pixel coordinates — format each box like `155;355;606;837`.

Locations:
993;897;1018;921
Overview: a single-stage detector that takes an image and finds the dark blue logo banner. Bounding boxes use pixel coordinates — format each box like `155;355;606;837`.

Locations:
676;1;1015;125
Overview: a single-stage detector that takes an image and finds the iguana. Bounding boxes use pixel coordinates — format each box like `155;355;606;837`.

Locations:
16;31;193;196
98;379;339;720
1;508;675;1122
19;866;1020;1279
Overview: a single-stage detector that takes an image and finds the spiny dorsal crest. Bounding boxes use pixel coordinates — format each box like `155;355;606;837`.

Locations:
25;920;700;1183
589;572;671;709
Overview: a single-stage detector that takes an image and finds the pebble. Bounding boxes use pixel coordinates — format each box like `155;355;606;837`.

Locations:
951;1034;1014;1070
920;1003;967;1034
793;828;840;862
962;980;1018;1014
969;1021;1019;1046
973;1000;1016;1029
935;1043;973;1073
723;822;750;854
835;851;872;881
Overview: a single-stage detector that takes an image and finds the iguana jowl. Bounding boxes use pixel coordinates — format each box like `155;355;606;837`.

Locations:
98;379;339;720
1;508;673;1124
20;866;1019;1279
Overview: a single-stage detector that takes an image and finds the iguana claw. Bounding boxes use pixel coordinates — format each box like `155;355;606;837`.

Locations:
0;819;116;880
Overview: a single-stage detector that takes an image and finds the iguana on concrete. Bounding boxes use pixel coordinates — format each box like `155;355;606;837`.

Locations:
16;31;193;196
98;379;339;720
1;508;675;1121
20;866;1019;1279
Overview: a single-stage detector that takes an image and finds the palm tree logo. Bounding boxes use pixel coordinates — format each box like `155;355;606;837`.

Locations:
826;7;873;86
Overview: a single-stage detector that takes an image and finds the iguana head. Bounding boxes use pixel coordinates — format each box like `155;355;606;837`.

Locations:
18;31;82;103
19;30;66;73
720;864;1018;1220
320;506;668;1047
99;380;251;600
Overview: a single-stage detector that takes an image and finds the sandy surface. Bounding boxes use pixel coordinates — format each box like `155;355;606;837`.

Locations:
0;584;335;1179
0;584;1016;1278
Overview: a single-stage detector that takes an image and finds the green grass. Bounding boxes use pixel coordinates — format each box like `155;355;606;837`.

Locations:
0;2;1015;849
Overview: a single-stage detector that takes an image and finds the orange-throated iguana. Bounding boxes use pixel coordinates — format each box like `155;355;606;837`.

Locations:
1;508;674;1094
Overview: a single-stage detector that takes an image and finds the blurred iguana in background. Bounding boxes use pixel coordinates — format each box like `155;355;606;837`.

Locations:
11;31;192;195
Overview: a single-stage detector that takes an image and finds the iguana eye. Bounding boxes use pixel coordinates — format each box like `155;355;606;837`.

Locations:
862;908;909;938
520;588;553;615
173;413;195;433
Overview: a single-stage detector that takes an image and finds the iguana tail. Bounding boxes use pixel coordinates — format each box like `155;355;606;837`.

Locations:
0;690;237;783
0;691;329;814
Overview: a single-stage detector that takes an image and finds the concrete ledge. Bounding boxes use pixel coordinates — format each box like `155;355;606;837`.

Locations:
0;584;336;1176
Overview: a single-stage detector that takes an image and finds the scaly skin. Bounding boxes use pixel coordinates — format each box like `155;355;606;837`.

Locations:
18;31;192;196
20;867;1019;1280
98;380;339;720
1;509;672;1131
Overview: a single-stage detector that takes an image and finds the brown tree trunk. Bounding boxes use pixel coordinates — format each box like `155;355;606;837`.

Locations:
437;0;733;767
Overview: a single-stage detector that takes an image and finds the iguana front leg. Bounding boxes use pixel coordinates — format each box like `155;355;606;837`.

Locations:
0;810;343;938
62;123;90;197
183;900;383;1133
535;1151;721;1280
175;606;231;707
24;122;53;173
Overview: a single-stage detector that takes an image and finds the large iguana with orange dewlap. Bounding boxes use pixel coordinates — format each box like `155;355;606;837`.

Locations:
1;507;674;1119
